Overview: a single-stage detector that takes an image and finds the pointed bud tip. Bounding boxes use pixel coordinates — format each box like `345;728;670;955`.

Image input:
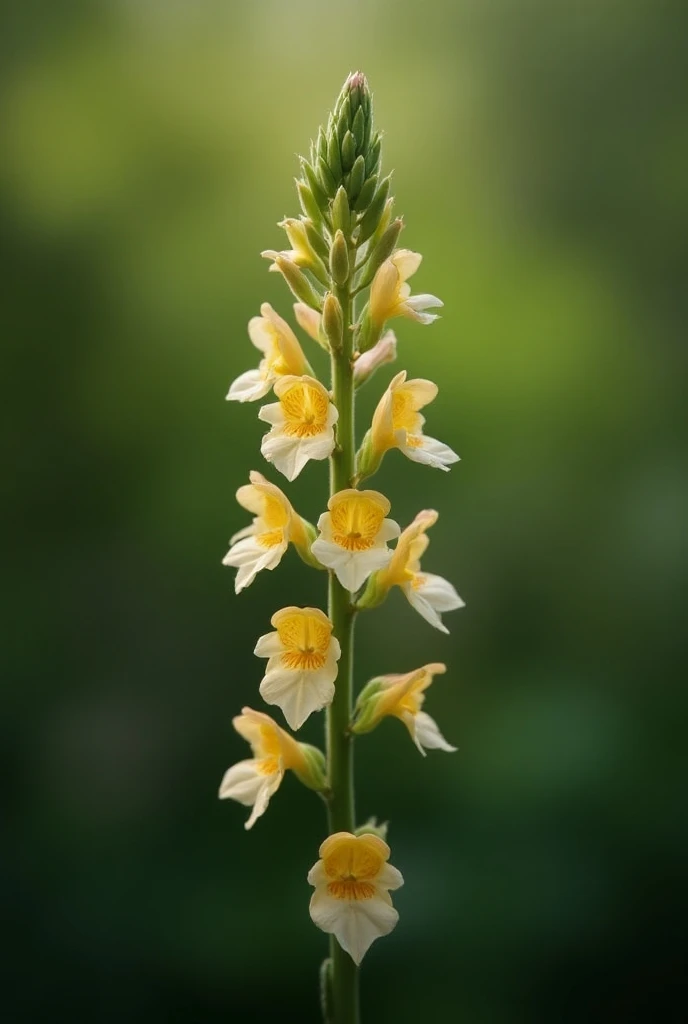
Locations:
346;71;369;95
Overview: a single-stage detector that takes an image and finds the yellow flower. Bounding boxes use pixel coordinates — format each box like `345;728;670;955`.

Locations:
218;707;308;830
254;606;341;729
258;375;338;481
311;489;400;592
352;663;456;755
369;249;443;327
363;509;464;632
222;471;311;593
308;832;403;964
369;370;459;471
226;303;312;403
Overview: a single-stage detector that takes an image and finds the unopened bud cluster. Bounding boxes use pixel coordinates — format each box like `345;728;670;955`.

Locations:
218;72;464;1004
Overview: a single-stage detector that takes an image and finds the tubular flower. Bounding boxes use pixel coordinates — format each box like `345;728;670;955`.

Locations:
226;303;312;403
254;607;341;730
311;489;400;593
258;376;338;481
219;707;314;830
308;832;403;964
366;369;459;472
353;329;397;387
369;249;443;327
293;302;322;343
222;471;313;593
360;509;464;632
352;663;456;755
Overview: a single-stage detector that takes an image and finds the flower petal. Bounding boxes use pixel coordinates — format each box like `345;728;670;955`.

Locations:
413;710;457;753
259;665;336;730
226;369;271;403
309;888;399;965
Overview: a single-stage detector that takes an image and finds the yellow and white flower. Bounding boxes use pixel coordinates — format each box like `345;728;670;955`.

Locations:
218;707;310;830
369;249;443;327
258;376;338;481
361;509;464;632
308;832;403;964
254;606;341;730
311;489;400;593
352;663;456;755
222;471;312;593
369;369;459;471
226;303;312;403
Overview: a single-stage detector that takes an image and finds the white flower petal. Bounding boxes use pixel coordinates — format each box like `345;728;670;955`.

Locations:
309;888;399;965
378;517;402;543
226;369;271;403
401;436;460;471
253;631;284;658
312;540;393;593
419;572;465;612
414;710;457;753
259;666;336;730
218;759;263;804
376;864;405;890
404;293;444;311
244;771;282;830
222;537;287;593
403;582;450;633
257;402;285;426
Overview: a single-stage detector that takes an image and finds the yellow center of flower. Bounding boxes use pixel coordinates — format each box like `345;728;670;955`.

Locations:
276;611;331;671
264;326;291;376
392;388;421;433
256;492;290;548
330;494;386;552
280;381;329;438
323;836;384;902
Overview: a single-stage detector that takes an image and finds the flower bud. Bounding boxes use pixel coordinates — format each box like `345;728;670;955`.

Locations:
353;173;378;213
272;255;323;311
322;293;344;351
353;303;382;355
347;155;366;201
353;329;397;386
356;218;404;289
341;130;357;172
292;517;326;570
292;743;328;792
329;229;350;286
354;818;389;841
365;133;381;177
355;568;388;610
355;428;384;483
304;218;330;262
358;175;392;243
297;180;324;225
301;160;330;215
331;185;350;236
293;302;328;349
352;106;365;150
317;156;337;197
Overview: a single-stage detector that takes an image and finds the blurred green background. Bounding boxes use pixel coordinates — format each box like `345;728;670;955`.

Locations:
3;0;687;1021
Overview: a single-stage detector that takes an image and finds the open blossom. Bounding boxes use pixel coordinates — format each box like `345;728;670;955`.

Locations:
369;249;443;327
258;376;338;481
368;370;459;472
218;707;310;830
308;832;403;964
352;663;456;755
222;471;312;593
311;489;400;593
362;509;464;632
226;303;312;403
254;606;341;730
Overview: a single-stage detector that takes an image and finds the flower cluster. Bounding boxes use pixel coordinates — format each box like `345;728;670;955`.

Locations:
218;73;464;1002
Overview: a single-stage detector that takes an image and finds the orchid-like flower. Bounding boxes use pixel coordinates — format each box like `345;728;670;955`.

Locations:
311;489;400;592
369;249;443;327
308;832;403;964
226;303;312;403
352;663;456;755
219;707;324;830
364;370;459;474
259;375;338;481
222;471;313;593
359;509;464;632
254;606;341;730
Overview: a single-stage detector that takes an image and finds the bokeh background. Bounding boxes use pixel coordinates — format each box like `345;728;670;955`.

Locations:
3;1;687;1021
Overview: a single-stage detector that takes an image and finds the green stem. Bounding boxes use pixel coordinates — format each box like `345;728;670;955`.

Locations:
326;278;360;1024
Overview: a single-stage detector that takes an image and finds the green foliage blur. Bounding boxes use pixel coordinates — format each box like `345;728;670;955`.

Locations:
3;1;687;1021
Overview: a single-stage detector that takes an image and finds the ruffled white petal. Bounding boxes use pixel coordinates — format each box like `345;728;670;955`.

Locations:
419;572;465;611
226;368;272;403
400;435;460;471
403;582;449;633
222;537;287;593
259;665;336;730
309;887;399;965
311;539;393;592
413;710;457;753
218;759;283;830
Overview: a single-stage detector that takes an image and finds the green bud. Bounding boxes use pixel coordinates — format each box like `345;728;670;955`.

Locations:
317;156;337;197
355;427;384;483
274;255;323;311
367;197;395;252
292;744;328;792
304;218;330;262
365;133;381;177
301;161;330;215
296;180;324;225
331;185;350;235
337;97;351;143
316;127;327;163
327;129;343;181
352;106;365;150
292;516;327;569
354;303;382;355
347;155;366;201
353;173;378;213
322;292;344;351
358;175;392;243
341;130;357;172
356;218;403;289
354;818;389;841
329;229;350;286
356;568;388;610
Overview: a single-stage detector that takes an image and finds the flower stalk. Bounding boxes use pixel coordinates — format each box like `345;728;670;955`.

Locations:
219;72;463;1024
